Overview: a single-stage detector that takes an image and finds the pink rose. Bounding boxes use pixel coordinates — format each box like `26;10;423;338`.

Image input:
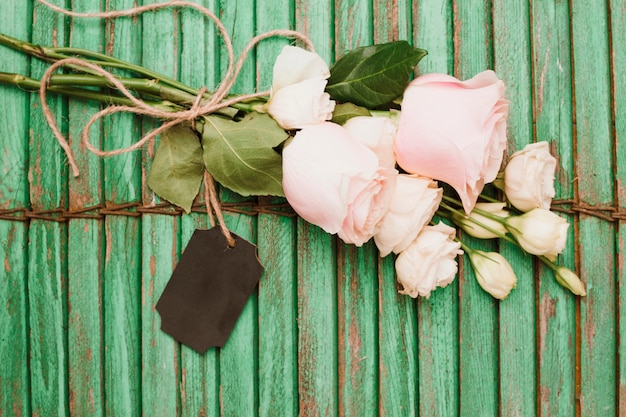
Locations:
282;122;397;246
374;174;442;257
394;70;509;213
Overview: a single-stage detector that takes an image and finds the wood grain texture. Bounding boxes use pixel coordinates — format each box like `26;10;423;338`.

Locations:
333;4;379;416
611;1;626;415
255;1;299;416
178;2;221;416
215;2;260;416
140;3;181;416
453;1;499;416
28;2;70;415
294;2;338;416
66;2;105;415
531;1;577;415
571;1;617;416
414;2;460;416
492;1;537;416
101;1;143;416
0;1;32;416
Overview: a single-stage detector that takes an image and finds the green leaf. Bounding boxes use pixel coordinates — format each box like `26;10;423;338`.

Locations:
201;112;288;197
326;41;427;108
147;124;205;213
330;102;372;125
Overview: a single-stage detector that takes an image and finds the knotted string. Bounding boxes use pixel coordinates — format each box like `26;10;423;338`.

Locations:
36;0;315;241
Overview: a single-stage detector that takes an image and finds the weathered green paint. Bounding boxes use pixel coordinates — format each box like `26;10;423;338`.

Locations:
453;1;499;416
532;0;577;415
178;2;221;416
102;0;143;415
66;2;105;416
27;2;70;416
414;2;459;416
255;1;299;415
493;1;537;416
611;1;626;415
0;2;31;416
140;3;181;417
572;1;617;416
0;1;624;416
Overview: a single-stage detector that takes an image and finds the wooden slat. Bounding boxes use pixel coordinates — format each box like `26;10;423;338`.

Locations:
27;1;70;415
333;3;379;416
294;2;338;415
0;1;32;415
610;0;626;414
373;1;419;416
66;2;105;415
531;1;577;415
492;1;537;416
255;1;299;416
217;1;260;416
452;1;499;416
413;1;459;416
178;1;220;416
571;1;617;415
102;1;143;416
140;4;181;415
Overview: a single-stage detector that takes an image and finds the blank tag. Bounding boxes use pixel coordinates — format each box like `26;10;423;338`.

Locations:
156;228;263;352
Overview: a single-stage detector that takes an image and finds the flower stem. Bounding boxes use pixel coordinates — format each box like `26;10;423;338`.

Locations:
439;200;519;247
0;32;252;115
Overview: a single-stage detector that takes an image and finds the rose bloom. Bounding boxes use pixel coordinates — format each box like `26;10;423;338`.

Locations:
504;141;557;212
266;46;335;129
505;208;569;261
394;70;509;213
374;174;442;257
468;250;517;299
452;202;509;239
395;222;463;298
282;122;397;246
343;116;397;169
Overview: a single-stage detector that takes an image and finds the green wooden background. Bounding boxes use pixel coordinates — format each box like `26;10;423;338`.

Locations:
0;0;624;415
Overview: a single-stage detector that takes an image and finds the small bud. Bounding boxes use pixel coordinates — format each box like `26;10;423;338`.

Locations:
553;266;586;296
468;250;517;299
452;202;509;239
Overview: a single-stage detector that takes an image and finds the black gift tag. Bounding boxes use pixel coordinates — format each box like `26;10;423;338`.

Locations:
156;228;263;353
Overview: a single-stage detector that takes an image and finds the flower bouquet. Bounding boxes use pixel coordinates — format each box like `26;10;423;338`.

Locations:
0;0;585;301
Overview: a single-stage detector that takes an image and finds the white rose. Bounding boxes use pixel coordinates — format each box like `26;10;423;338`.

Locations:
395;222;463;298
504;141;557;212
505;208;568;261
266;46;335;129
452;202;509;239
343;116;397;169
374;174;442;256
468;250;517;299
282;122;397;246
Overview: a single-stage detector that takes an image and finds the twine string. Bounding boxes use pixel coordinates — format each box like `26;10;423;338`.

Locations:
37;1;313;175
36;0;315;240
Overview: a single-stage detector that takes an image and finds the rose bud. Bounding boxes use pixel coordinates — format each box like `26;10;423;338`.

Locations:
467;250;517;299
343;116;397;169
505;208;569;261
395;222;463;298
282;122;397;246
504;141;557;212
452;202;509;239
266;46;335;129
374;174;442;257
394;70;509;213
553;266;586;296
